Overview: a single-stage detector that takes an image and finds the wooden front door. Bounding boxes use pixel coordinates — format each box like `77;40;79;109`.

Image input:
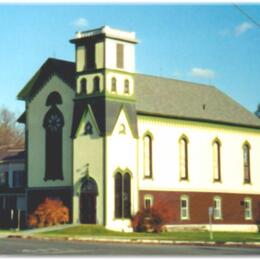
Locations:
80;193;96;224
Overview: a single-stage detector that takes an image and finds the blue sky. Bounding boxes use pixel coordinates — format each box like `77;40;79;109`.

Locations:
0;4;259;115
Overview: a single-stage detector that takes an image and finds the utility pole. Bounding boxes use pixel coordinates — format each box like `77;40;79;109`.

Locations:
208;207;214;240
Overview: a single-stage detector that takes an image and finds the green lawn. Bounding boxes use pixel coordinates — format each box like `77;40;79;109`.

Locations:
39;224;260;243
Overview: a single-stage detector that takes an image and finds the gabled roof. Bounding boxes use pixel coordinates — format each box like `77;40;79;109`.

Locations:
17;111;26;124
17;58;260;129
17;58;75;101
71;98;138;138
135;74;260;129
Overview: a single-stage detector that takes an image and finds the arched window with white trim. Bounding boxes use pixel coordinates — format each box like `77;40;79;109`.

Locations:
143;134;153;178
124;79;130;94
114;171;131;219
111;77;117;93
115;172;122;218
80;78;87;94
93;76;100;92
123;173;131;218
243;143;251;184
213;140;221;182
179;136;188;180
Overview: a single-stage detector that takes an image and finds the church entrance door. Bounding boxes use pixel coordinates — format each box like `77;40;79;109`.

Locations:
80;178;98;224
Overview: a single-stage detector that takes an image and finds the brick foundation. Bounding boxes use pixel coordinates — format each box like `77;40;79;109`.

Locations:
139;190;260;225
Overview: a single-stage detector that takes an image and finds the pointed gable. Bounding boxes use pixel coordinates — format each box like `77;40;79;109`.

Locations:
75;105;100;137
17;58;75;102
71;98;138;138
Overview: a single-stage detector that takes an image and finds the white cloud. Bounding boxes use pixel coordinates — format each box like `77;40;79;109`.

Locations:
73;17;88;29
190;67;215;79
235;22;253;36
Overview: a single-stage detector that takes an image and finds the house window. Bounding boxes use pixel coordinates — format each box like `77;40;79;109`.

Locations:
213;196;222;220
43;92;64;181
114;172;131;219
180;195;189;220
6;196;16;210
243;143;251;184
80;78;87;94
213;140;221;182
143;134;153;178
13;171;24;188
244;198;253;220
144;195;154;209
111;77;117;93
93;76;100;92
124;79;129;94
179;137;188;180
0;197;6;209
116;43;124;69
0;172;8;187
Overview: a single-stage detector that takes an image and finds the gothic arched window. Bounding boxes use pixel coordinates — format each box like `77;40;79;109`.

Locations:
179;136;188;180
93;76;100;92
124;79;129;94
123;173;131;218
243;143;251;184
80;78;87;94
111;77;117;93
43;92;64;181
115;172;122;218
143;134;153;178
213;140;221;182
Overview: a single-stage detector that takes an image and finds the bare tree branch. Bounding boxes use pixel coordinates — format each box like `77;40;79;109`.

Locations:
0;107;24;148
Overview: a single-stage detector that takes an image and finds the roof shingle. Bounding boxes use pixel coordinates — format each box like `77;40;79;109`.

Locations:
135;73;260;128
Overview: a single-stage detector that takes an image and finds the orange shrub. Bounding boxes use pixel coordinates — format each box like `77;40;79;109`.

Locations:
28;198;69;228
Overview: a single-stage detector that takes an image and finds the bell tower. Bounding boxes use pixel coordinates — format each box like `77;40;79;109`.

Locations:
70;25;138;99
70;26;139;227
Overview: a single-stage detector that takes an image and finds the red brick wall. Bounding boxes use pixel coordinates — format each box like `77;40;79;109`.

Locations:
139;190;260;225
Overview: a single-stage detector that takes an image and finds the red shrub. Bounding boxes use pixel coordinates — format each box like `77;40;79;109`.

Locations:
28;198;69;228
131;200;172;233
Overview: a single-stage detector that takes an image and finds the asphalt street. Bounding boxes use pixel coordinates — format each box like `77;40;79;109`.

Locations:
1;238;260;255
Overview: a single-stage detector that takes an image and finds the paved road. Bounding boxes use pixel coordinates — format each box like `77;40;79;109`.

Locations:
1;238;260;255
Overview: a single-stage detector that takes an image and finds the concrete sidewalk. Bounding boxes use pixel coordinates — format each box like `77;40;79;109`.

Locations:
0;224;79;238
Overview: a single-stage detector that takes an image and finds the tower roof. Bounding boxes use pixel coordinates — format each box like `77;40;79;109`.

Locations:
70;25;138;44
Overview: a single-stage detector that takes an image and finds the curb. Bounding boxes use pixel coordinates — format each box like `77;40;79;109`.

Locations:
5;234;260;248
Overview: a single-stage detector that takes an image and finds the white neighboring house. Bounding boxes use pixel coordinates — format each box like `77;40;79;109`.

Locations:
16;26;260;232
0;146;26;229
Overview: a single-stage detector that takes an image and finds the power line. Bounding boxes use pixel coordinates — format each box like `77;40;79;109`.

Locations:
233;4;260;28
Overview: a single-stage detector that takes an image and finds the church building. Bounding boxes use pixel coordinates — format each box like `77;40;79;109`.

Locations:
17;26;260;232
